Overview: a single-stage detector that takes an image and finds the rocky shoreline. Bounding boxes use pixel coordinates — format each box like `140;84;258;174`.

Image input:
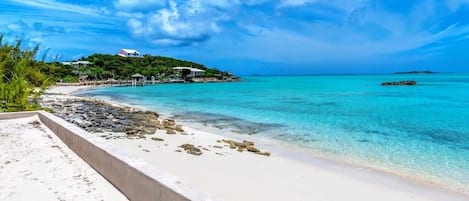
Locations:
39;94;270;157
41;97;163;137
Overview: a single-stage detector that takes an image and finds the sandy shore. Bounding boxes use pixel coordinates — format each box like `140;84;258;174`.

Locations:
0;115;128;201
41;85;469;201
46;85;98;95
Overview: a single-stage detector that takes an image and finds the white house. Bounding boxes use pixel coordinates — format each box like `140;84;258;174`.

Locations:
61;61;92;77
173;67;205;78
61;61;92;68
117;49;142;58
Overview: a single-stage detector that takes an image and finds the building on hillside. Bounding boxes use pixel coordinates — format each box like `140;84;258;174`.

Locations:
62;61;92;68
173;67;206;78
62;61;92;77
117;49;142;58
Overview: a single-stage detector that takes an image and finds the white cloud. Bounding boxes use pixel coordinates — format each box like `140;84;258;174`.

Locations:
242;0;272;6
126;0;228;46
116;11;145;18
446;0;469;10
8;0;110;16
278;0;319;7
4;20;67;49
113;0;166;11
277;0;368;12
228;0;469;64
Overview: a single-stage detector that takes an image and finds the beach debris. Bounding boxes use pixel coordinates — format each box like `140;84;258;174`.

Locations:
213;145;223;149
175;125;184;132
142;149;150;152
151;137;164;141
257;152;271;156
220;139;270;156
246;145;259;153
179;144;203;156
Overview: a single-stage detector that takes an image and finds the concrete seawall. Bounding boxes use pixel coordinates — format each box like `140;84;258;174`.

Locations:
0;111;217;201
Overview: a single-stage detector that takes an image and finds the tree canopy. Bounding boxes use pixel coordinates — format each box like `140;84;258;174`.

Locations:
0;35;53;112
58;54;235;81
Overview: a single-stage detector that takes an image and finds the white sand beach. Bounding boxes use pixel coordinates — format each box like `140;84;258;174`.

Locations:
35;85;469;201
107;126;468;201
46;85;98;95
0;115;128;201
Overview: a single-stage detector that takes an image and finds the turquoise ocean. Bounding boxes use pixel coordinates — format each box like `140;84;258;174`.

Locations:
79;74;469;191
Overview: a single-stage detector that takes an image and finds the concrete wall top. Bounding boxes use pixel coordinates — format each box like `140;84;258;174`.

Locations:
0;111;220;201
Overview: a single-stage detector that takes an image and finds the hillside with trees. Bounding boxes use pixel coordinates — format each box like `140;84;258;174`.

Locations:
59;54;238;82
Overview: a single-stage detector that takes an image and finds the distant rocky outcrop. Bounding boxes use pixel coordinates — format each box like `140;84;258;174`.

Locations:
381;80;417;86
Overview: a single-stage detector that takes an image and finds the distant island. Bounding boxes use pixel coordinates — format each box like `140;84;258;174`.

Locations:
394;70;436;74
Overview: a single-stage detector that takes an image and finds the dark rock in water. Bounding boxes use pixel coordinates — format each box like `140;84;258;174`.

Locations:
381;80;417;86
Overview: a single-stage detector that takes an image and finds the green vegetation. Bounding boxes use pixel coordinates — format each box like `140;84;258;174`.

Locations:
0;35;53;112
57;54;235;82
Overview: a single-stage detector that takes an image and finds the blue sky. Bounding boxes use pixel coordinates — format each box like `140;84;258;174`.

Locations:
1;0;469;75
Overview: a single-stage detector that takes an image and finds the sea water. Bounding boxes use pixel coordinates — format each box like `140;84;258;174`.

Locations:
79;74;469;191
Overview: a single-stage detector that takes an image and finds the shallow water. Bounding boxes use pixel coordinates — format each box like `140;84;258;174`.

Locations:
80;74;469;191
